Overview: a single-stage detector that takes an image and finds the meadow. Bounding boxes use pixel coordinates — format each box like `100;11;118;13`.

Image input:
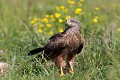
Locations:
0;0;120;80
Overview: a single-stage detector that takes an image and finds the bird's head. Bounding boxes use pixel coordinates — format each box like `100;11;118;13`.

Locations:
65;18;81;27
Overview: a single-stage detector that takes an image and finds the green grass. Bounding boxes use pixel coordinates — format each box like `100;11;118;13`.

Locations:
0;0;120;80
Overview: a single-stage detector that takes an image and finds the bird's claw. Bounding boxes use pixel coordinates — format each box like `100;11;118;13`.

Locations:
60;73;65;76
69;70;74;74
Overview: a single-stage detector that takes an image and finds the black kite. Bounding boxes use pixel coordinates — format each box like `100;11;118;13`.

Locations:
28;18;84;76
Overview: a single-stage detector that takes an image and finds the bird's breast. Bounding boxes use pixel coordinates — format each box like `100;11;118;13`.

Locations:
64;32;81;50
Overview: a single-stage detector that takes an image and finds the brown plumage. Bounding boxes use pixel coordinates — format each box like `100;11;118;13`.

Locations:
28;18;84;76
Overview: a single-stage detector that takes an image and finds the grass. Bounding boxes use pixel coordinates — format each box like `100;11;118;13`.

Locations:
0;0;120;80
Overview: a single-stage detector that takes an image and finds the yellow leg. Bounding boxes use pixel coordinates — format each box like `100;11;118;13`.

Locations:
60;66;65;76
69;61;74;74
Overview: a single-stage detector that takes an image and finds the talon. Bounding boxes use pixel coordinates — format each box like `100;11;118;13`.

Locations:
59;66;65;76
60;73;65;76
69;70;74;74
69;61;74;74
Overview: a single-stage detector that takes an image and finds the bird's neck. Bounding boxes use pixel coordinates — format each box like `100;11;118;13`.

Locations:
64;26;81;34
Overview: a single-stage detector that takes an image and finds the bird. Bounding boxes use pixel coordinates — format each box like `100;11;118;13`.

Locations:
28;18;84;76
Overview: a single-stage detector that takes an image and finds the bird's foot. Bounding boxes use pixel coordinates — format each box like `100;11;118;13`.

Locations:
69;70;74;74
60;72;65;76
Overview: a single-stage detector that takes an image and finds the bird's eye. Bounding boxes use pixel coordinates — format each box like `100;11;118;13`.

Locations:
71;20;74;22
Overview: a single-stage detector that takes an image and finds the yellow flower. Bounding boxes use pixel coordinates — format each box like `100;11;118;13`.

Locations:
59;27;64;32
31;20;35;24
58;19;63;23
68;1;75;5
66;16;71;20
95;16;99;19
31;18;38;24
93;16;99;23
39;24;44;28
75;8;82;14
46;24;52;28
50;15;54;19
64;8;68;13
118;28;120;32
48;31;54;35
56;6;60;11
93;18;98;23
38;28;43;33
55;13;61;18
42;18;48;23
80;0;84;2
33;23;37;26
45;15;49;18
60;6;65;10
33;18;38;22
95;7;100;11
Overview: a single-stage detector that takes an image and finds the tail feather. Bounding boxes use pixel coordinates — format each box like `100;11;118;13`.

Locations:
28;48;44;56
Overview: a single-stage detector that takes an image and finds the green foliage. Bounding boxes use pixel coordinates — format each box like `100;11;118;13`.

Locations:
0;0;120;80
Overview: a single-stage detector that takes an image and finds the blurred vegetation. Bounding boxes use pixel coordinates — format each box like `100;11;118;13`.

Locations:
0;0;120;80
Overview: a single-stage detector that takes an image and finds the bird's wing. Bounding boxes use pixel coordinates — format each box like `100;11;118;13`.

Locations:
77;37;84;54
44;33;66;51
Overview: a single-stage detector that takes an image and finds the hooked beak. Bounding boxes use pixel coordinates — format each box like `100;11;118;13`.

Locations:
65;21;71;27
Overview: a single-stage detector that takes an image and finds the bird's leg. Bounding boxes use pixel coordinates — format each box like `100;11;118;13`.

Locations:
67;56;75;74
69;61;74;74
60;66;64;76
55;56;65;76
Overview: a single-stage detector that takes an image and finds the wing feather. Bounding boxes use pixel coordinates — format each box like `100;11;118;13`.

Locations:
77;36;84;54
44;33;66;51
